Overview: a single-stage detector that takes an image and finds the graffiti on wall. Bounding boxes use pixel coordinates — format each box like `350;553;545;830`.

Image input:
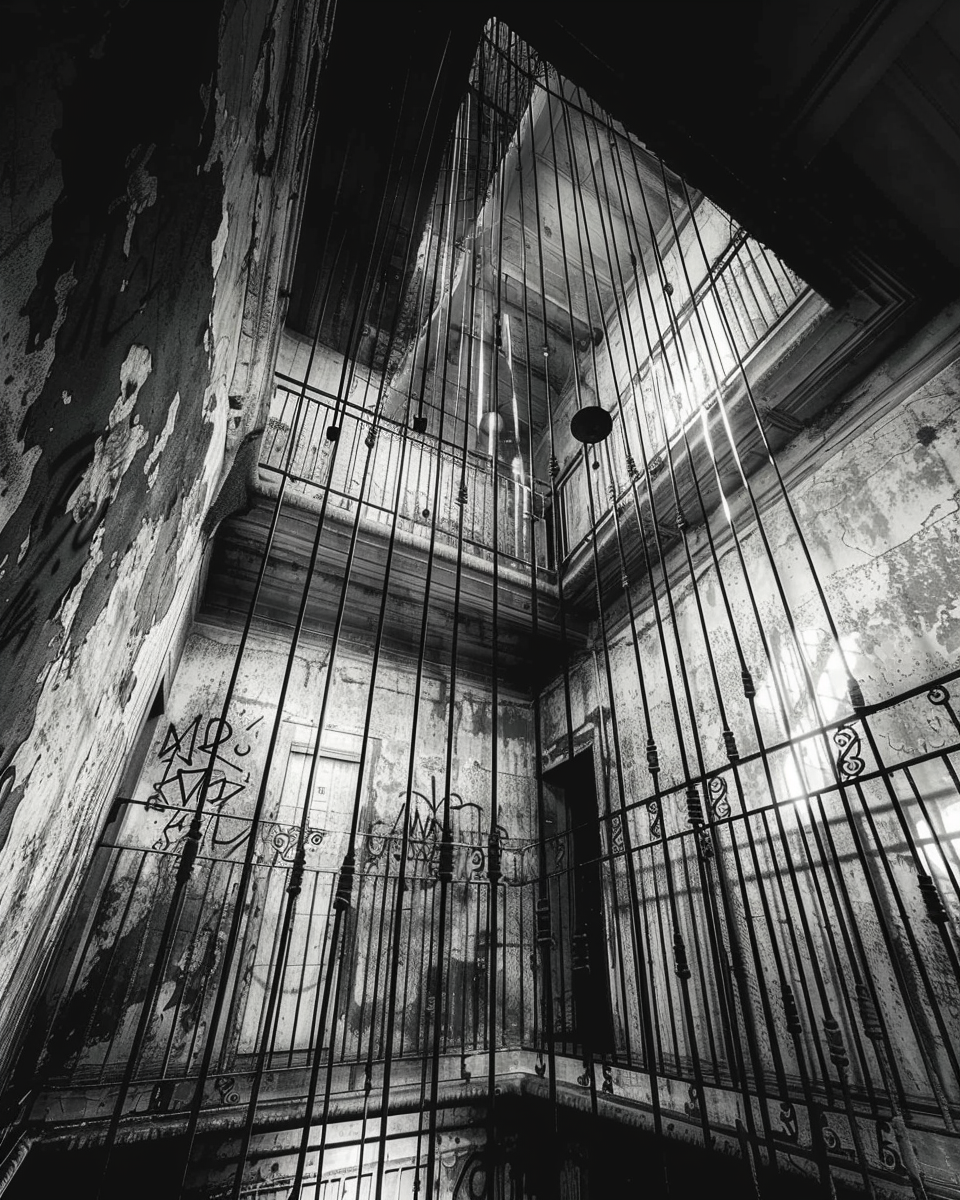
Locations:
364;781;520;882
146;712;262;857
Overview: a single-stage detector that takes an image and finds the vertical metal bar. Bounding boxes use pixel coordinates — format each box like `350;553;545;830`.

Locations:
424;60;491;1200
560;79;745;1163
600;101;818;1181
370;92;470;1199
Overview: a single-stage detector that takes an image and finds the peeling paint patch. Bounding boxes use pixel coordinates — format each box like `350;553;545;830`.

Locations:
0;496;209;1019
0;762;25;855
144;392;181;488
67;345;152;521
55;525;104;643
212;205;230;279
119;144;158;258
1;267;75;537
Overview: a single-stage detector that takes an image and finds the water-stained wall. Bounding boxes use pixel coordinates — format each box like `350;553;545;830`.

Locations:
38;620;538;1099
0;0;325;1059
537;321;960;1156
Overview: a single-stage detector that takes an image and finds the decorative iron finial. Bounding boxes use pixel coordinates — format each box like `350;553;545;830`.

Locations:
334;849;355;911
646;737;660;775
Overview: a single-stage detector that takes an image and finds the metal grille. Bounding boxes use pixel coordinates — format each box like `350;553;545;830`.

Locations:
6;15;959;1200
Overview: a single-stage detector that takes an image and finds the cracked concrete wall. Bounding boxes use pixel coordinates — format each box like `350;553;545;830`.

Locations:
0;0;325;1062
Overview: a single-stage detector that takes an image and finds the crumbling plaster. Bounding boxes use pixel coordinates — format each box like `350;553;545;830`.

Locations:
0;0;324;1056
542;318;960;793
532;338;960;1109
45;620;539;1083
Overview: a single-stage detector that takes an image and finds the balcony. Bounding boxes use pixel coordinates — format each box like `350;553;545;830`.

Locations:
554;231;813;565
262;377;553;573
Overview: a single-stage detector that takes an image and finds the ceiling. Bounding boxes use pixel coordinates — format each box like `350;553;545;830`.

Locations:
285;0;960;372
288;19;693;460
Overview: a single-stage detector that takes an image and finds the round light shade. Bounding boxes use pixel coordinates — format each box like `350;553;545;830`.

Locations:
570;405;612;445
478;409;504;439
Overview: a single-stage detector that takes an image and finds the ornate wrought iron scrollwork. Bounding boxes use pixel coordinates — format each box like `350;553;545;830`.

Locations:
834;725;865;780
876;1120;904;1174
610;814;624;855
708;775;731;820
819;1111;848;1156
214;1075;241;1106
272;824;323;865
928;684;950;706
647;798;661;839
778;1101;799;1143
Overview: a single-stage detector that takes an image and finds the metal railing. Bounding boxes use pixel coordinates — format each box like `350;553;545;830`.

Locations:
262;378;552;571
34;814;534;1090
26;672;960;1157
556;235;809;561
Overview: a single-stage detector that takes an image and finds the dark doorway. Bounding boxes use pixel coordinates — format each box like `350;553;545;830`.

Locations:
541;748;614;1055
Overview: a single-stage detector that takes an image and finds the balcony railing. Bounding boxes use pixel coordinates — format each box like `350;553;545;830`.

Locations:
27;668;960;1176
262;377;552;571
556;234;810;561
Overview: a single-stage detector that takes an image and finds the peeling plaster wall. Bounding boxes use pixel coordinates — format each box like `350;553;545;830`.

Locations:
546;343;960;778
538;337;960;1103
0;0;324;1057
41;622;537;1085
